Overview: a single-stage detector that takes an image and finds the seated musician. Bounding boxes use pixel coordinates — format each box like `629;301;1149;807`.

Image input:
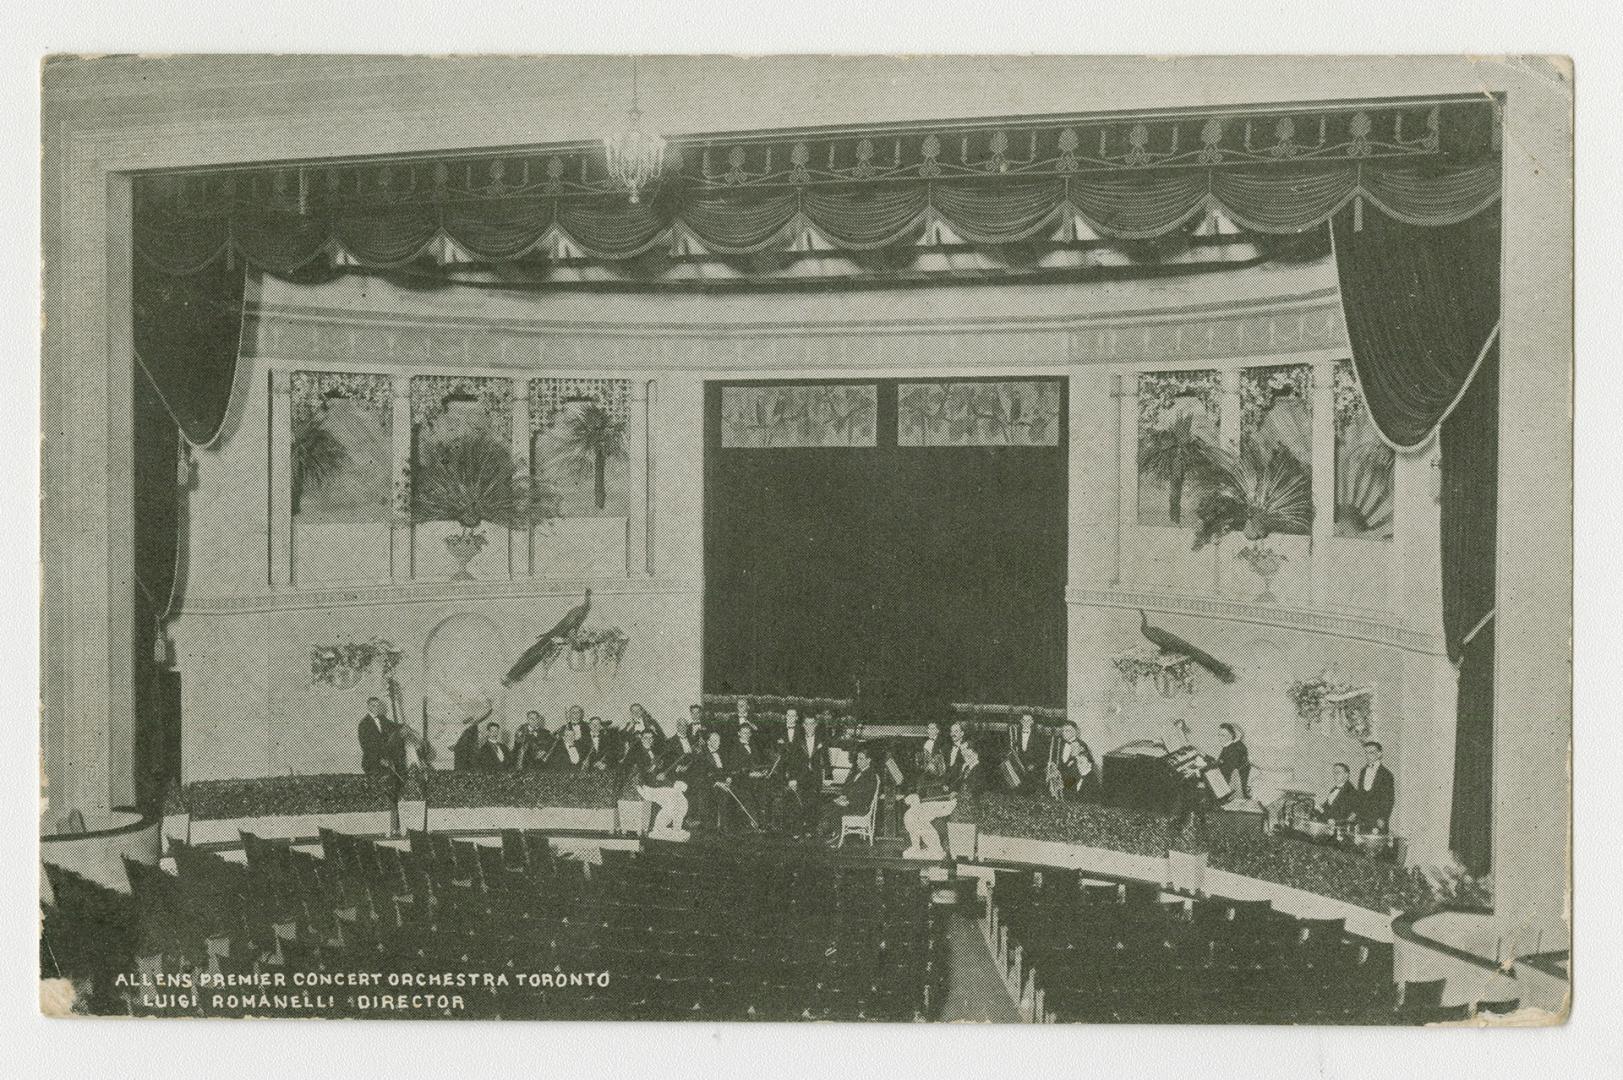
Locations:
1216;723;1251;800
782;710;830;840
1056;723;1099;800
621;726;660;780
953;744;987;800
513;711;554;770
548;722;588;771
1003;712;1052;792
582;716;616;772
621;703;665;748
821;745;879;846
1317;762;1359;823
902;739;954;861
473;720;512;772
918;720;944;770
630;729;690;840
733;720;773;783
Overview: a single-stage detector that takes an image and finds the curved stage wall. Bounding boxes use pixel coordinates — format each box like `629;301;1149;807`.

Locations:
168;253;1455;862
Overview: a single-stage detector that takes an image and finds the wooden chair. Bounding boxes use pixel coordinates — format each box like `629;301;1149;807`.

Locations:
838;781;882;847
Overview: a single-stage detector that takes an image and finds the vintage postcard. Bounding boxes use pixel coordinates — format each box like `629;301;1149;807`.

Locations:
38;54;1572;1025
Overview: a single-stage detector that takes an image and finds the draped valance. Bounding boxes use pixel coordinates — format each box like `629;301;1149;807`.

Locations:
133;98;1501;274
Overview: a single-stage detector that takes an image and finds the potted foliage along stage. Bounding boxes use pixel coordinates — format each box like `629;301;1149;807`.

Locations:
408;431;558;580
1190;442;1313;551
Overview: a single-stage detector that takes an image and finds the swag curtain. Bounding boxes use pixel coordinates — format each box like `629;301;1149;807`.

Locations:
1331;206;1502;876
133;161;1502;274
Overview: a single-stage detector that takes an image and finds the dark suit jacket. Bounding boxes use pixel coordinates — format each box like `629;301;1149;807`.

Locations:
953;761;987;800
782;730;830;793
474;742;512;773
1321;782;1358;821
1217;739;1250;781
1006;725;1052;778
838;766;880;816
357;714;403;776
548;741;588;772
944;740;971;786
1355;764;1395;826
581;731;616;770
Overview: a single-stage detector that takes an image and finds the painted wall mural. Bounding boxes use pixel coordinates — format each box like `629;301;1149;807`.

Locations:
896;380;1061;447
720;383;877;448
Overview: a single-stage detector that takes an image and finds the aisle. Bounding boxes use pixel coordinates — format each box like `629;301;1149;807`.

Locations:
937;912;1022;1023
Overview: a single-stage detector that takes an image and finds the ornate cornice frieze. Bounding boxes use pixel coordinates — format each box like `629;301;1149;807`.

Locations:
175;576;701;618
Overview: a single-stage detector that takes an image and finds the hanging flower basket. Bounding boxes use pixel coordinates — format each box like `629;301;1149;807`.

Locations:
1111;643;1196;698
310;637;405;689
1287;675;1374;738
561;626;631;677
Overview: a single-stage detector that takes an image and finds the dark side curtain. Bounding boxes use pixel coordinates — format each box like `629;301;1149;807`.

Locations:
1333;205;1501;874
132;254;247;445
1442;347;1499;875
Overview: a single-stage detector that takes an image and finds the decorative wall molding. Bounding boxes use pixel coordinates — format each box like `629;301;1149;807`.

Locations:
176;575;701;618
1067;586;1447;657
243;293;1347;371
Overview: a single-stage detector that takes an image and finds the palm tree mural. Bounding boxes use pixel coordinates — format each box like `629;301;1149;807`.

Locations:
553;401;627;511
291;412;348;515
1139;413;1209;525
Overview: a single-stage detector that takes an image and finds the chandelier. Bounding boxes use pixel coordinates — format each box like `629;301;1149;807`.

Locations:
603;58;666;204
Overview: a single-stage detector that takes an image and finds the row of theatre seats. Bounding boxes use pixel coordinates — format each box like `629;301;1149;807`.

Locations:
986;869;1519;1025
50;828;943;1022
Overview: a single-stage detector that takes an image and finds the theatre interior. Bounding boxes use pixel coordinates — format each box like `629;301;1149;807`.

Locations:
40;56;1570;1023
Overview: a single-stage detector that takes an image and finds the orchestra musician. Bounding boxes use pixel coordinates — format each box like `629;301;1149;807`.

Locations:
548;722;589;771
820;745;879;846
634;730;691;840
1317;762;1359;823
1216;723;1251;801
582;716;616;771
1355;741;1395;831
619;703;666;748
692;730;735;831
781;711;831;840
944;721;970;785
513;711;554;771
1002;712;1052;791
1055;723;1100;800
903;743;981;860
473;720;513;772
621;727;661;783
357;697;405;777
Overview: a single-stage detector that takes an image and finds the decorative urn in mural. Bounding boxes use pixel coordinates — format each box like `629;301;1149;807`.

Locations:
442;529;488;581
1236;543;1285;603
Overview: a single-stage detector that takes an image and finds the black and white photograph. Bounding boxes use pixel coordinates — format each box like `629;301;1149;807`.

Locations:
28;37;1582;1052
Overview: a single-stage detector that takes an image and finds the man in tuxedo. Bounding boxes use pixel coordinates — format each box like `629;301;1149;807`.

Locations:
944;721;970;785
513;710;554;770
548;722;588;771
1216;723;1251;801
356;697;404;776
692;730;735;831
582;716;616;771
1318;762;1359;822
622;727;662;785
474;720;512;772
1355;741;1396;830
1056;723;1099;801
1004;712;1052;791
783;711;830;840
953;745;987;801
822;746;879;846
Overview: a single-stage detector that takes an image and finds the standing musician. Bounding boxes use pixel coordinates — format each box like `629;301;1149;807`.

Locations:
473;720;513;773
582;716;616;771
357;697;405;777
944;721;970;785
1003;712;1052;791
548;722;589;771
513;711;554;771
1055;723;1099;800
782;711;831;840
691;730;736;831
